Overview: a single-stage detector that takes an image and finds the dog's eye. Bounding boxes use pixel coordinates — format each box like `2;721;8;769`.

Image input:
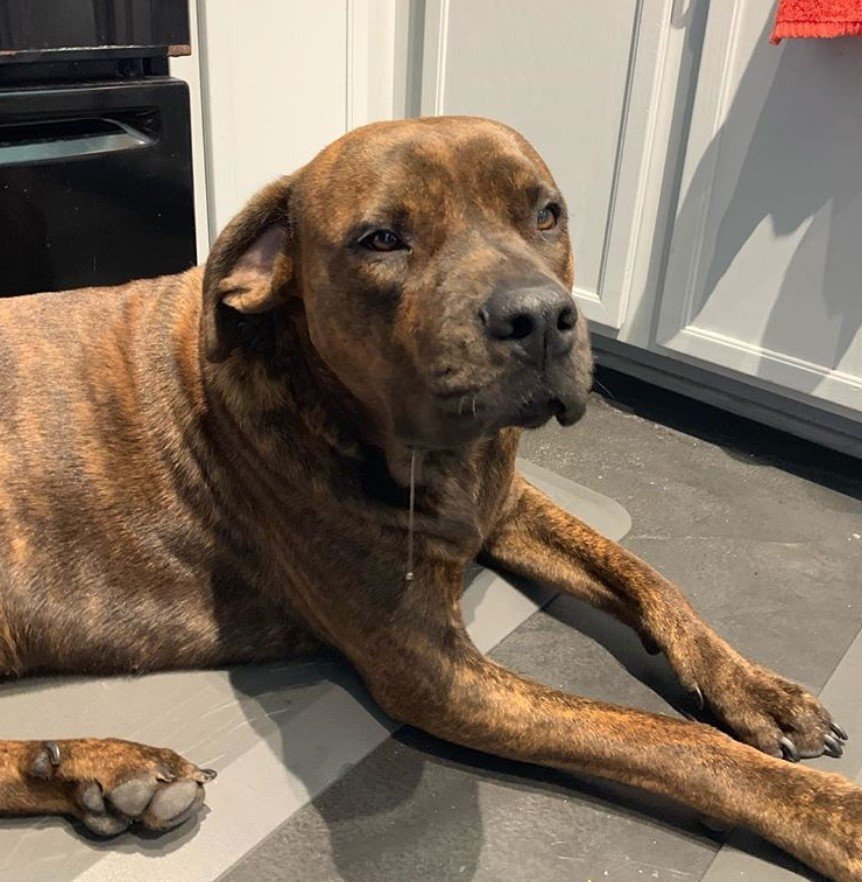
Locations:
359;229;407;253
536;203;560;232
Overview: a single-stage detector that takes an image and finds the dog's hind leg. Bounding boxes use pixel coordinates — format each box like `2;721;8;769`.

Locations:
482;474;847;763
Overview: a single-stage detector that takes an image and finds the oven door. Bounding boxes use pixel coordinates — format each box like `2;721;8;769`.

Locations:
0;77;195;297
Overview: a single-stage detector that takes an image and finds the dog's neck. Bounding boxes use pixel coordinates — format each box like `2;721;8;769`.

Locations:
200;305;518;557
204;303;505;488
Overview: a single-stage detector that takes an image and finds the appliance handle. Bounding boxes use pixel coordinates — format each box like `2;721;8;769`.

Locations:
0;117;153;167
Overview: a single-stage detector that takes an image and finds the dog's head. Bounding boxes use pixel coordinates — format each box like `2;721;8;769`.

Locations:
203;116;592;449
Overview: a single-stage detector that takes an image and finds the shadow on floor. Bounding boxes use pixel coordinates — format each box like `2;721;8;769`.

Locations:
592;365;862;502
227;606;729;882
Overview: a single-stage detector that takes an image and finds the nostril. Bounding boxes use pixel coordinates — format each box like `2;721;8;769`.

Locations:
509;313;534;341
481;285;573;349
557;305;576;332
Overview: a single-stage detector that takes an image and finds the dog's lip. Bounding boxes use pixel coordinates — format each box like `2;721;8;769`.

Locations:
427;376;587;432
553;395;586;426
498;391;586;431
511;397;559;428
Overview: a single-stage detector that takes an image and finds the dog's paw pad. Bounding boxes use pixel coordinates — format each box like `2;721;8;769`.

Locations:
108;776;160;817
143;780;205;830
74;774;209;836
76;781;106;814
82;813;130;837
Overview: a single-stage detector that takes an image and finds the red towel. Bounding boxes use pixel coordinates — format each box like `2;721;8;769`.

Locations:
771;0;862;42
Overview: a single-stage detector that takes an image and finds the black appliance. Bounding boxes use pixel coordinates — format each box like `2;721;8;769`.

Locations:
0;0;196;298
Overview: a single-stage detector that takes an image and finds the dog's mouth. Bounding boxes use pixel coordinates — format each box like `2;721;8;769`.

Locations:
433;383;586;432
394;385;586;451
506;392;586;430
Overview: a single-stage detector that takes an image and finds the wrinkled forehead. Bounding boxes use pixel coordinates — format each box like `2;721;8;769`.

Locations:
296;120;558;237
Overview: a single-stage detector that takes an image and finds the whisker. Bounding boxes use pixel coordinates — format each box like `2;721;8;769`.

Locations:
592;377;616;401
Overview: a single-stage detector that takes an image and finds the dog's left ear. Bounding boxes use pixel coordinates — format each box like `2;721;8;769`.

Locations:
202;175;296;361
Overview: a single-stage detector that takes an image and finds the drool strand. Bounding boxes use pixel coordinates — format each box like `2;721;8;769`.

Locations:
405;448;416;582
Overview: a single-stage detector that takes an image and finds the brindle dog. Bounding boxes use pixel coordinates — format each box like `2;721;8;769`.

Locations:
0;117;859;879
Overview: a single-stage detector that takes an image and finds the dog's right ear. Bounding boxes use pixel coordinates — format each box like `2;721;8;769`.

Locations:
202;175;295;362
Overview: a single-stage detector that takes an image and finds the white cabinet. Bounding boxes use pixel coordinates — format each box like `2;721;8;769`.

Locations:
657;0;862;418
197;0;350;234
421;0;677;331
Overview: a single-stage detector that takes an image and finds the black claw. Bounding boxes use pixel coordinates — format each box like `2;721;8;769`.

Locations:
44;741;61;766
30;742;62;779
823;734;844;758
830;722;849;742
779;736;800;763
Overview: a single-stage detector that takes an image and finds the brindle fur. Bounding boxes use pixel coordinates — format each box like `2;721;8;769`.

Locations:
0;118;859;879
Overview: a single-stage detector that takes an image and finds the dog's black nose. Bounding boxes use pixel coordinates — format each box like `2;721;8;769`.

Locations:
480;284;577;366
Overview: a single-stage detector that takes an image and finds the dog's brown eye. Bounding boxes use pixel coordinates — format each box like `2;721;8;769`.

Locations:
360;229;407;253
537;204;559;231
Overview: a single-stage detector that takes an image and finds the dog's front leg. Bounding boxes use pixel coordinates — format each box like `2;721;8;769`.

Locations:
334;562;860;882
0;738;215;834
482;475;847;763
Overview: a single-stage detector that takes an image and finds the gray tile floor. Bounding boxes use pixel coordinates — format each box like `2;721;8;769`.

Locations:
222;368;862;882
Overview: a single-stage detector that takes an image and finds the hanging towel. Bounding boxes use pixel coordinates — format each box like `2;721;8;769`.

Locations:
771;0;862;43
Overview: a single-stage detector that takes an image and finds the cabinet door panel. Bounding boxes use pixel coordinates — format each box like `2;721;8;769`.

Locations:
199;0;349;233
422;0;675;330
658;0;862;412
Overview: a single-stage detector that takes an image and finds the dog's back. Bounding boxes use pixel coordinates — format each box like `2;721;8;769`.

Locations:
0;273;231;674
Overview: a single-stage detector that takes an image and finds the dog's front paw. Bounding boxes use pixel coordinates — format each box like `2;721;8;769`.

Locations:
28;738;216;836
692;658;847;762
